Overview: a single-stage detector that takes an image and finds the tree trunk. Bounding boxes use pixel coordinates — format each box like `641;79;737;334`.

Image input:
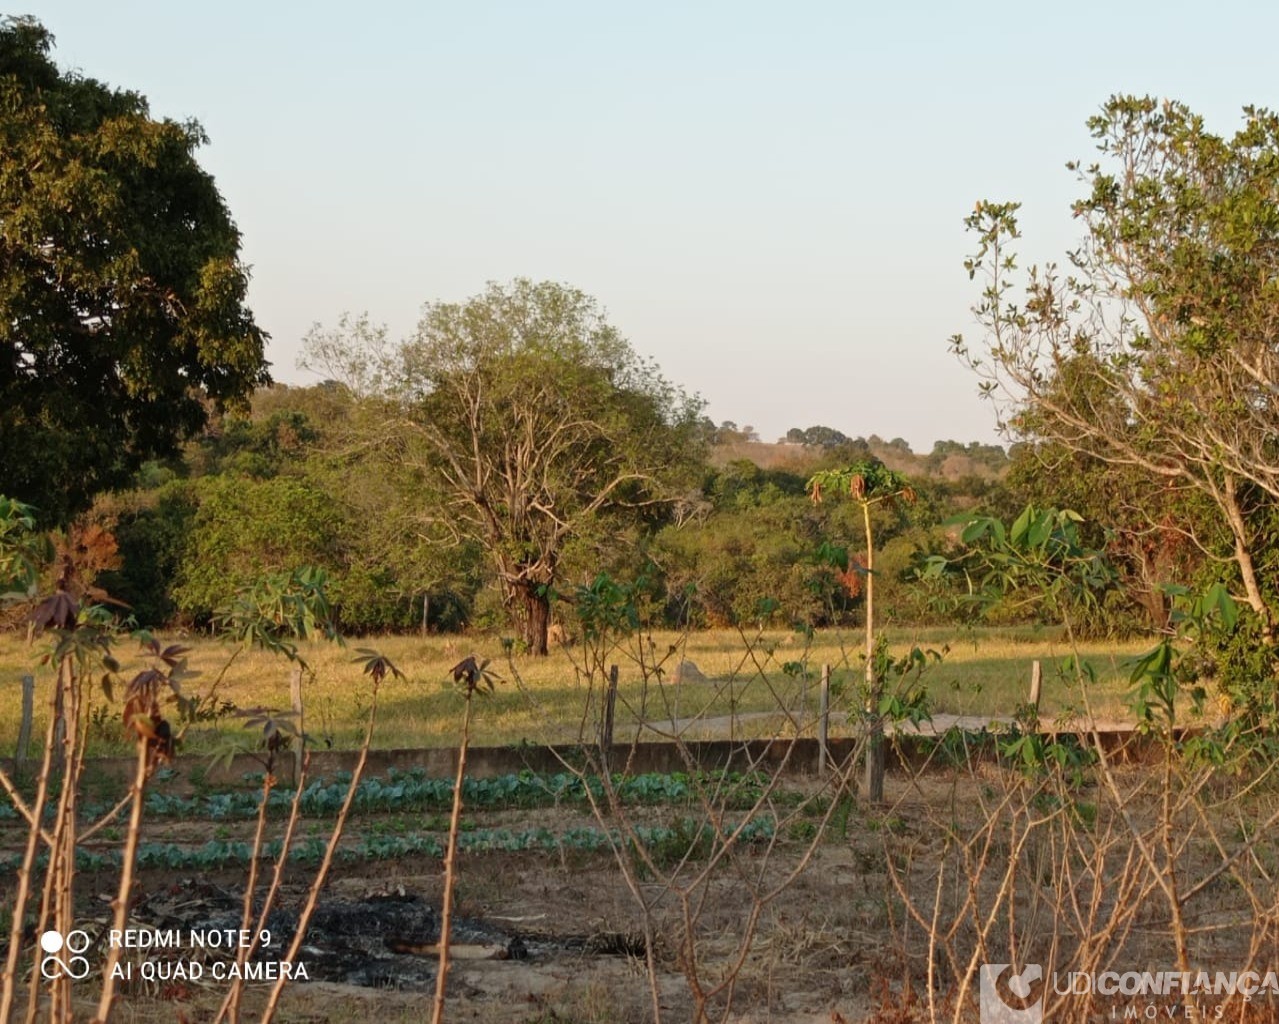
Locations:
1222;474;1275;635
522;586;551;657
1130;540;1169;632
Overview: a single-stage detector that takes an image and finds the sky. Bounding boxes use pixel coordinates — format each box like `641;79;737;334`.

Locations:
16;1;1279;450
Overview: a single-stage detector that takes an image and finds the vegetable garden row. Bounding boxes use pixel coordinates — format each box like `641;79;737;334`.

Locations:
0;768;779;823
0;818;780;874
0;768;799;876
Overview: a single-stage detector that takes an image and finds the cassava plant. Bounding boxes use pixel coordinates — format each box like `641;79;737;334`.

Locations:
430;654;499;1024
0;526;397;1024
807;460;916;803
0;575;189;1024
508;572;883;1024
889;506;1279;1023
257;648;401;1024
206;570;402;1024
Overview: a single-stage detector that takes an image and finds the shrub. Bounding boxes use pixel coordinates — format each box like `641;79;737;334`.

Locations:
173;476;343;624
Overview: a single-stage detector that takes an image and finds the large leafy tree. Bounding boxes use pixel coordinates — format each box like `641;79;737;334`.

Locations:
0;18;268;524
955;96;1279;637
305;279;705;654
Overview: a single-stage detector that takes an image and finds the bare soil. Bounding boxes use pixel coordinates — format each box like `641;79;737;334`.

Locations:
6;761;1274;1024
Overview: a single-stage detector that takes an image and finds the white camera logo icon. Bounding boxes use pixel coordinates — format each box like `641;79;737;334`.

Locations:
39;930;91;981
980;963;1044;1024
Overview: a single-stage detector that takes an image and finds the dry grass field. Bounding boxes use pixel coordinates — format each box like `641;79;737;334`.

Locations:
0;626;1151;757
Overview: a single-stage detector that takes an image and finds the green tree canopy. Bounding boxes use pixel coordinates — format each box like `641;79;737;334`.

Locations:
786;424;851;448
304;279;705;654
0;18;268;524
956;96;1279;635
172;475;343;623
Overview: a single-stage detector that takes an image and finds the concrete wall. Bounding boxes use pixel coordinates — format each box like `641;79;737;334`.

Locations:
17;728;1175;790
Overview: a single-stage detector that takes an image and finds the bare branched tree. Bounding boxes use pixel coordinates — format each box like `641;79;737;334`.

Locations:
954;96;1279;634
301;280;705;655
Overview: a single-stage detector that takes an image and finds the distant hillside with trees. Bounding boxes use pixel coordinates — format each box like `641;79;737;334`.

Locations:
709;423;1010;482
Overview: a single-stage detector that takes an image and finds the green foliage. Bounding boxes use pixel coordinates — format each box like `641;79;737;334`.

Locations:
1003;426;1211;636
1201;615;1279;733
322;564;410;632
216;565;339;662
637;817;715;872
924;440;1009;476
306;279;705;653
956;95;1279;656
2;814;778;874
102;769;769;820
707;460;808;510
0;495;45;603
173;476;343;623
785;425;852;448
657;462;859;628
868;640;938;727
92;427;482;633
0;18;268;525
922;506;1116;629
997;724;1097;787
7;304;1024;639
807;460;914;507
872;528;964;626
573;572;644;643
652;495;849;627
95;484;198;627
191;409;319;480
1122;582;1277;743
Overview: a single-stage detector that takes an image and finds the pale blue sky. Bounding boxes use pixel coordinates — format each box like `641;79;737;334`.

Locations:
17;1;1279;448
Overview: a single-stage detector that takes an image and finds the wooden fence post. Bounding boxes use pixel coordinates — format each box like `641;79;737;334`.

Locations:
601;665;618;770
598;664;619;767
16;675;34;771
290;665;305;781
817;665;830;776
1029;660;1042;712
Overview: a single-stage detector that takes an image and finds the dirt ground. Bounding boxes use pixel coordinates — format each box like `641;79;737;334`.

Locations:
6;774;905;1024
7;759;1276;1024
18;842;889;1024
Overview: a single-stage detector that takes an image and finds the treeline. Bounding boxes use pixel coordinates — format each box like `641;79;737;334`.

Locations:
61;384;1044;636
12;369;1216;643
710;423;1012;481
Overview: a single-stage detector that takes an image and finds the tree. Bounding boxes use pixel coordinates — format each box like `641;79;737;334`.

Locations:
708;420;759;444
954;96;1279;638
0;18;268;525
807;459;915;802
305;279;704;654
173;476;343;623
787;424;851;448
1004;439;1202;632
